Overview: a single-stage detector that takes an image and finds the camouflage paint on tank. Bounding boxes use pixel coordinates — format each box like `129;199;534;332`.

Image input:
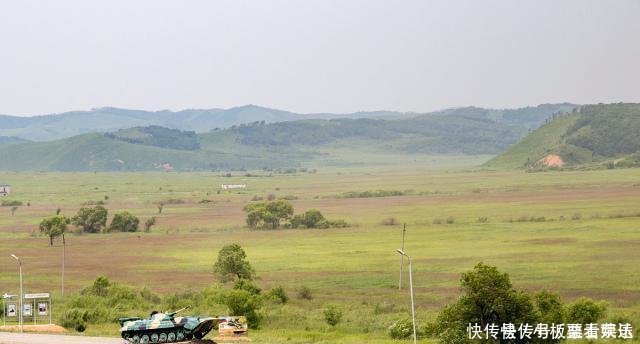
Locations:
118;307;218;343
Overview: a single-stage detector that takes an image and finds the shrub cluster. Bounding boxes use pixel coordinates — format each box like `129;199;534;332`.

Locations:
340;189;409;198
425;263;611;342
1;200;23;206
244;200;349;230
68;205;146;233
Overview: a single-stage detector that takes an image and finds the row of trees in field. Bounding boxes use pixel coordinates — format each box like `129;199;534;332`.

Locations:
243;199;349;230
39;206;155;245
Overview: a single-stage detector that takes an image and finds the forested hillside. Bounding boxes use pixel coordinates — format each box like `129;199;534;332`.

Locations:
106;126;200;151
486;103;640;169
224;114;526;154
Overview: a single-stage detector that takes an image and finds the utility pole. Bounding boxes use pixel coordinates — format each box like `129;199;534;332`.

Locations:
398;224;406;289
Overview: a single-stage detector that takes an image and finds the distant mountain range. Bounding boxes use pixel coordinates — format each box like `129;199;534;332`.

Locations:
0;103;578;171
486;103;640;169
0;104;576;142
0;105;403;142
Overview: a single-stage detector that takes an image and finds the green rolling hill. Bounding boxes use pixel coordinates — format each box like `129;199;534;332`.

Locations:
486;103;640;169
0;103;579;171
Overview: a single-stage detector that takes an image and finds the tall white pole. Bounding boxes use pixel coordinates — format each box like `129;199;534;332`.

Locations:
399;224;406;289
396;250;417;344
18;261;23;333
407;255;416;344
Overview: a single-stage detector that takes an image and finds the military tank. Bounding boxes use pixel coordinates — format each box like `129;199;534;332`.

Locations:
118;307;217;343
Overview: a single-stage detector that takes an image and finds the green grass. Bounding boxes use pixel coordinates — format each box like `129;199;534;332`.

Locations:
1;164;639;343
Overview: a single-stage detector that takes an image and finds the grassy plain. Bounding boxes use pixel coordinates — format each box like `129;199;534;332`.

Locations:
0;157;639;343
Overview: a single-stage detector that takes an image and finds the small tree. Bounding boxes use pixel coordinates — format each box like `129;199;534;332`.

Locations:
265;200;293;228
566;297;607;325
144;217;157;232
110;211;140;232
213;243;255;282
39;215;70;246
243;200;294;229
72;206;108;233
430;263;540;343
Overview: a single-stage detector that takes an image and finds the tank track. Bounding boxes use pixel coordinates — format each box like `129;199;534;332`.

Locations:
121;328;192;343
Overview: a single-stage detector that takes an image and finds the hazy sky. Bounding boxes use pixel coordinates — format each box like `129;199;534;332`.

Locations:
1;0;639;116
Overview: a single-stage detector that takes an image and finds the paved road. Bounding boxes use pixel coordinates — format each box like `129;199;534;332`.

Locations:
0;332;123;344
0;332;222;344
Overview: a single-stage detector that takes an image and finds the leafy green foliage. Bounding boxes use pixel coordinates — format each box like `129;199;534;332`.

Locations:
72;206;108;233
290;209;325;228
213;244;255;282
59;308;88;332
219;289;263;329
244;200;294;229
323;304;343;326
265;286;288;304
109;211;140;232
82;276;112;297
567;104;640;156
233;279;261;295
39;215;70;246
388;318;419;339
566;297;607;325
430;263;540;343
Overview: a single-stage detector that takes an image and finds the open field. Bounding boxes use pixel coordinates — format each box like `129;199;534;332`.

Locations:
1;160;640;343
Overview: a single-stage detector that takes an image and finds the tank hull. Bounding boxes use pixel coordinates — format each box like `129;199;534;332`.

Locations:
119;313;216;344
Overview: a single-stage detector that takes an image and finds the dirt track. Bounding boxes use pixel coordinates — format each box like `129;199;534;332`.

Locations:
0;332;122;344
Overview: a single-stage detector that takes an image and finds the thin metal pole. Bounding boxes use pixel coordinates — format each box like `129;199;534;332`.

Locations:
62;233;65;297
19;262;23;332
399;224;406;289
407;255;417;344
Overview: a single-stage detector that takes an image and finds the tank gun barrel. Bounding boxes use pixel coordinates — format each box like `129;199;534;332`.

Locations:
168;306;190;316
